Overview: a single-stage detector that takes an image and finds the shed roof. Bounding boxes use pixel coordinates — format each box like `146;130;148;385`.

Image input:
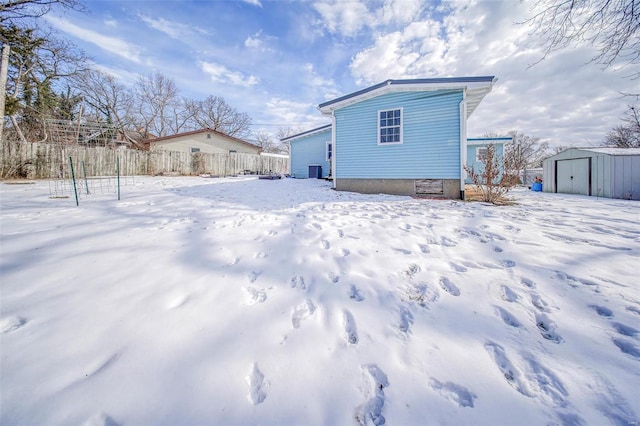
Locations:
575;147;640;156
318;76;496;118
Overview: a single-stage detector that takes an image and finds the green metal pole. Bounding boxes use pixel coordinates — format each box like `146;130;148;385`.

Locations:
82;161;89;194
117;157;120;201
69;156;79;206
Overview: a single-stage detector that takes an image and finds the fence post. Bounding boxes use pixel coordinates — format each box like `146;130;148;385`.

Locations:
69;156;79;206
117;156;120;201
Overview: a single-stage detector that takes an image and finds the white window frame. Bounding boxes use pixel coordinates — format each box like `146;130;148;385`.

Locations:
326;141;333;161
476;146;487;162
377;107;403;145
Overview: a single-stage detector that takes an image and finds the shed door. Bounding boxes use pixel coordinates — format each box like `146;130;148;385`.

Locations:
556;158;590;195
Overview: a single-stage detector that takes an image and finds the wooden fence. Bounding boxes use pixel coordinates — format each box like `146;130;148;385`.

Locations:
0;140;290;179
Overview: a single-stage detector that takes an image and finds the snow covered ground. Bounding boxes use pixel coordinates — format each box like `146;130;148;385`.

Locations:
1;176;639;426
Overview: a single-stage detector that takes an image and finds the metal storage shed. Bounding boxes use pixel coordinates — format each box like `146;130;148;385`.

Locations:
542;148;640;200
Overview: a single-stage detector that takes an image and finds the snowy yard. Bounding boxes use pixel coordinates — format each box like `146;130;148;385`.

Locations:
1;176;639;426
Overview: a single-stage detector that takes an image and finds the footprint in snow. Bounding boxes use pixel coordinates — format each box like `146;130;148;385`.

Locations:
397;304;414;335
321;240;330;250
501;260;516;268
247;270;261;283
495;306;522;328
418;244;430;254
626;306;640;316
429;378;477;408
494;246;503;253
244;287;268;305
82;413;121;426
402;263;421;279
535;313;563;343
589;305;614;318
531;294;551;313
354;364;389;426
484;341;532;397
500;286;519;303
340;248;350;257
254;251;268;259
1;316;28;334
291;299;316;329
290;275;306;290
310;222;322;230
328;272;340;284
612;339;640;359
402;282;440;308
439;277;461;296
349;285;365;302
246;363;267;405
449;262;467;273
440;237;457;247
343;310;359;344
337;229;345;238
612;322;639;337
393;247;412;255
520;277;536;288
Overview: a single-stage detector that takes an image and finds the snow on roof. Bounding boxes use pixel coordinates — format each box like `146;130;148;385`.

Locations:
578;147;640;156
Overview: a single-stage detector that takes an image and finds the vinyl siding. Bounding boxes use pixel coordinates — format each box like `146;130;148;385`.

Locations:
465;142;504;183
290;129;332;178
335;90;463;179
151;132;260;155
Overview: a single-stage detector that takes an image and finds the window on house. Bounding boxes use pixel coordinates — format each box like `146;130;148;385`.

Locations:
326;142;333;161
191;147;200;153
378;108;402;144
207;133;211;139
229;150;237;153
476;147;487;162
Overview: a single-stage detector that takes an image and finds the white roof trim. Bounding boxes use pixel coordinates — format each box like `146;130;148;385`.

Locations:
319;80;495;119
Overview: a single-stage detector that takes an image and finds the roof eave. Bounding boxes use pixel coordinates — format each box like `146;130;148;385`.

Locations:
319;77;496;115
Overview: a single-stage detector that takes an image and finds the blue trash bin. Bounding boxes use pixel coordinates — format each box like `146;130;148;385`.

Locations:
532;182;543;192
308;165;322;179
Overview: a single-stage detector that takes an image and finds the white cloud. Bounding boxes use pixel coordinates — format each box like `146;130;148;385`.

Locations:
345;0;640;146
138;14;209;40
265;98;327;128
200;61;259;87
312;0;371;36
104;18;117;28
245;30;263;48
242;0;262;7
45;16;142;63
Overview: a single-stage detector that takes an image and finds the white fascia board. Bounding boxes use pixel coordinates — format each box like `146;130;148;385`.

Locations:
285;125;332;143
319;80;495;114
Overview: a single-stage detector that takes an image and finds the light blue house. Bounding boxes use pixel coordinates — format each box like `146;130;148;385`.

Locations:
465;137;511;184
285;77;497;198
285;124;332;178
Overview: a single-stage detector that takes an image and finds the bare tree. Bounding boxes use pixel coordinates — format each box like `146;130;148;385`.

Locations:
524;0;640;82
0;0;84;23
187;95;252;138
504;130;549;182
133;72;180;138
465;143;518;204
253;130;278;153
1;24;88;141
604;104;640;147
276;126;304;155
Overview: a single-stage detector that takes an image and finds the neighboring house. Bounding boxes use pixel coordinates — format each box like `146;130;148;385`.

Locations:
144;128;260;155
286;76;496;198
465;137;511;184
283;124;332;178
542;147;640;200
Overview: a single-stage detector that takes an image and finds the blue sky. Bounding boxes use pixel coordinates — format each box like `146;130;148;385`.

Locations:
45;0;639;147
